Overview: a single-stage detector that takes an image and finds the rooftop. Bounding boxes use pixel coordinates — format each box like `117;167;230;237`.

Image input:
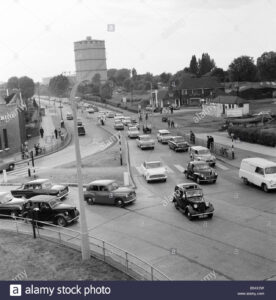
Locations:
211;95;249;104
89;179;115;186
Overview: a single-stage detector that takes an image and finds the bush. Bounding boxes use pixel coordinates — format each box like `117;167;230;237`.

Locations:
228;126;276;147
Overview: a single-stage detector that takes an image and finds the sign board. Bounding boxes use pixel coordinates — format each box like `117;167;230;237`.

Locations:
122;97;127;103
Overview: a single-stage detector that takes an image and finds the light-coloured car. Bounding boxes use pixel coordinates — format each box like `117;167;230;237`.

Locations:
127;126;140;138
239;157;276;192
190;146;216;167
114;121;124;130
66;112;73;120
106;111;115;118
122;117;131;126
136;135;155;150
86;108;94;114
157;129;174;144
0;159;15;172
140;161;167;183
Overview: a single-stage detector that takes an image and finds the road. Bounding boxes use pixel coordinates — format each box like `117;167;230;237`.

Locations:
1;100;276;280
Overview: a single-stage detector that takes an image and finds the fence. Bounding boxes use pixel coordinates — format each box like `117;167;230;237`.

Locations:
0;215;170;281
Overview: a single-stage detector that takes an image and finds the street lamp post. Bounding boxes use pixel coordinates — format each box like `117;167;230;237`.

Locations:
70;83;90;260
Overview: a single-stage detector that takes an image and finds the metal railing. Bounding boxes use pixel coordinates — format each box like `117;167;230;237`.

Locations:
0;215;170;281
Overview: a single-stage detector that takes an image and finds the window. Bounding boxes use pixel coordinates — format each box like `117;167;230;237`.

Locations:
88;185;98;191
255;167;264;175
3;129;8;149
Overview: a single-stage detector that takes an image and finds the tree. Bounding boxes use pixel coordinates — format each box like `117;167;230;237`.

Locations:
7;76;19;91
115;69;130;86
92;73;101;85
257;51;276;81
210;68;226;82
131;68;137;79
189;55;199;75
49;74;70;97
198;53;216;76
123;78;134;92
228;56;257;82
159;72;172;84
18;76;35;99
101;83;113;99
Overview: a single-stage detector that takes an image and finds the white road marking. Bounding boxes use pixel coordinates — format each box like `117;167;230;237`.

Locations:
174;164;185;173
165;165;174;174
216;162;229;171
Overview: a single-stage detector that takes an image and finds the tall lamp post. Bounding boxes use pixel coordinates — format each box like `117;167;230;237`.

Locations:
70;82;90;260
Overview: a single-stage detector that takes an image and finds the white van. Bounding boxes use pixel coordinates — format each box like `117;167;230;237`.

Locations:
239;158;276;192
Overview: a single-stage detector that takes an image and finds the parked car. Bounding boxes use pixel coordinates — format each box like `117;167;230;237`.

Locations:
239;157;276;192
114;121;124;130
86;108;94;114
77;118;83;126
172;183;214;220
92;106;99;112
184;161;218;184
0;192;26;218
157;129;173;144
11;179;69;200
77;125;86;136
21;195;79;227
84;179;136;207
190;146;216;167
136;135;155;150
106;111;115;118
0;159;15;172
122;117;131;126
128;126;140;138
168;136;189;152
140;161;167;183
66;112;73;120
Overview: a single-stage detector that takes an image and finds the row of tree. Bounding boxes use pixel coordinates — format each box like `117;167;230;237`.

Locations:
7;76;35;99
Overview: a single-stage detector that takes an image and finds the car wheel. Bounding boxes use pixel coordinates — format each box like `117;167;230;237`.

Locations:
262;183;269;193
196;177;201;184
10;211;18;219
163;178;167;182
243;178;249;185
208;213;213;219
87;197;95;205
186;210;194;221
115;198;124;207
56;216;67;227
174;202;179;210
8;164;15;171
213;180;217;184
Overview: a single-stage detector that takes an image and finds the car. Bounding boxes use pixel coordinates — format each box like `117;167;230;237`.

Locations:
0;159;15;172
136;135;155;150
77;125;86;136
0;192;26;218
92;106;99;112
84;179;136;207
168;136;189;152
11;179;69;200
21;195;79;227
239;157;276;192
114;115;125;122
114;121;124;130
184;161;218;184
142;124;152;134
128;126;140;138
190;146;216;167
172;183;214;220
157;129;173;144
66;113;73;120
106;111;115;118
77;118;83;126
122;117;131;126
86;108;94;114
140;161;167;183
162;116;168;122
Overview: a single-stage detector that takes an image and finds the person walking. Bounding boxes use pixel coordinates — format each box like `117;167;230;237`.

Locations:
54;128;58;139
167;118;171;128
39;127;44;138
170;106;173;114
171;120;175;128
207;136;211;149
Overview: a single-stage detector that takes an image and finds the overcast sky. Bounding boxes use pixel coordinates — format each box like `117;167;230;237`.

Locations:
0;0;275;82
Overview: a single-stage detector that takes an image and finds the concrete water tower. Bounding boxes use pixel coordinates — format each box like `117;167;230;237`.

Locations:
74;36;107;82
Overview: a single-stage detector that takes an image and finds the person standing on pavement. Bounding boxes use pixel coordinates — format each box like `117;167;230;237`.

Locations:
54;128;58;139
167;118;171;128
171;120;175;128
39;127;44;138
207;136;210;149
170;106;173;114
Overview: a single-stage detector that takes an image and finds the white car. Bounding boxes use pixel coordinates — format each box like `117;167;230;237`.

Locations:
106;112;115;118
128;126;140;138
157;129;174;144
140;161;167;183
239;157;276;192
86;108;94;114
136;135;155;150
190;146;216;167
122;117;131;126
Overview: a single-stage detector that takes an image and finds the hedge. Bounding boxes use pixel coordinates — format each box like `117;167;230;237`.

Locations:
228;126;276;147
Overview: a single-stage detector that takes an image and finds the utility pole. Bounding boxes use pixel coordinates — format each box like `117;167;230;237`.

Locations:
70;83;90;260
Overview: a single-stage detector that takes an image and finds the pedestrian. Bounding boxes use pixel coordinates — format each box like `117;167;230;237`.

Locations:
170;106;173;114
171;120;175;128
54;128;58;139
190;130;195;144
167;118;171;128
207;136;211;149
210;136;214;151
39;127;44;138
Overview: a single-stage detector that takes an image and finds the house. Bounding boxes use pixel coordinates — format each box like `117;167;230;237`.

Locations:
202;95;249;118
150;88;177;108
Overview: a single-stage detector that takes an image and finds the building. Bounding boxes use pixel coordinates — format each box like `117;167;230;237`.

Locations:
74;36;107;83
202;95;249;118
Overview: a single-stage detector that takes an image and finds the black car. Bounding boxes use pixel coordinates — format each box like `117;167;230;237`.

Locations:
77;125;86;136
184;161;218;184
21;195;79;227
168;136;189;152
172;183;214;220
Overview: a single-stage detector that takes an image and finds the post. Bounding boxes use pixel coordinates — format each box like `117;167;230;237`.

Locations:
118;133;123;166
70;83;90;260
31;210;36;239
124;172;130;186
231;133;235;159
27;161;31;177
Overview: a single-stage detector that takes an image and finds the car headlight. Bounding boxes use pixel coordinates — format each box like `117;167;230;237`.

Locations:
194;204;198;209
64;211;69;216
214;172;217;176
206;201;210;207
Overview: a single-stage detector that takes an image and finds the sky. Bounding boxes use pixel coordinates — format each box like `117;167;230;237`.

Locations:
0;0;275;82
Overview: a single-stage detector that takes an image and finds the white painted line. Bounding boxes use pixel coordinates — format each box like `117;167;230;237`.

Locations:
174;164;185;173
165;165;174;174
216;162;229;171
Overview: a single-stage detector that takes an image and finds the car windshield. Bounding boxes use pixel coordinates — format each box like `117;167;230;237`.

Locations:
161;132;170;136
146;162;162;168
198;149;210;155
194;164;210;171
265;166;276;174
110;182;119;190
129;127;137;131
186;189;203;200
141;136;151;141
174;137;185;142
49;199;60;208
43;182;53;189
